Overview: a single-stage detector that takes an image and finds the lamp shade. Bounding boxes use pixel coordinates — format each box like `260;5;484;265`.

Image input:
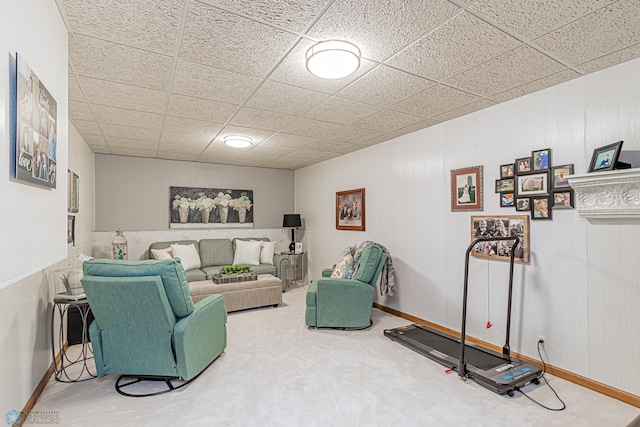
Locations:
283;214;302;228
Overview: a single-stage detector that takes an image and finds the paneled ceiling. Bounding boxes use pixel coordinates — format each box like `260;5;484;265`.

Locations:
57;0;640;170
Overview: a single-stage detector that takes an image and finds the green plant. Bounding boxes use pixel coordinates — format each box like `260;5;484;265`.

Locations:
339;245;356;258
60;273;72;294
219;264;252;275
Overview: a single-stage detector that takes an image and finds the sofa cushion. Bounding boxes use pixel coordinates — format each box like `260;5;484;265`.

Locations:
199;239;233;267
151;247;173;260
171;244;201;271
353;245;383;284
257;241;276;265
149;240;198;259
233;240;262;265
82;258;195;318
331;254;353;278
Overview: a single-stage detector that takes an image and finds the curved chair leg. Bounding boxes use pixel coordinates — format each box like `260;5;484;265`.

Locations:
339;319;373;331
115;375;193;397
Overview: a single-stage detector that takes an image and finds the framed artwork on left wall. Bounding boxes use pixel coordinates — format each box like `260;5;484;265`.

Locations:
68;170;79;213
451;165;483;212
67;215;75;244
336;188;365;231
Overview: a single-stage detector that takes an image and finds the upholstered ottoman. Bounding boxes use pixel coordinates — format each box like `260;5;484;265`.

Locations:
189;274;282;312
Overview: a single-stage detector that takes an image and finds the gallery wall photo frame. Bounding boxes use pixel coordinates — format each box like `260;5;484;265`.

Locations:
336;188;365;231
500;163;515;178
532;196;552;220
515;197;530;212
68;170;79;213
470;215;529;263
532;148;551;171
515;157;532;174
553;190;575;209
516;172;550;196
495;178;514;193
588;141;623;172
551;164;574;190
450;165;483;212
500;193;514;207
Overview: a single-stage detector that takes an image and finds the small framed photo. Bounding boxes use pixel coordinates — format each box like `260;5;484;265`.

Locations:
532;196;552;220
551;164;574;190
336;188;365;231
515;157;532;175
500;163;515;178
516;172;550;196
500;193;514;207
67;215;75;244
451;165;483;212
516;197;530;212
588;141;623;172
68;170;79;213
532;148;551;171
553;191;574;209
495;178;515;193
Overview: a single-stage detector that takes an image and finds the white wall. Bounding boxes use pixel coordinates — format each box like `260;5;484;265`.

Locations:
296;58;640;396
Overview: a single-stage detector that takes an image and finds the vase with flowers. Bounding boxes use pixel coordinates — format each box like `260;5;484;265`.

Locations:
195;195;216;224
230;192;252;223
213;192;232;224
172;195;195;223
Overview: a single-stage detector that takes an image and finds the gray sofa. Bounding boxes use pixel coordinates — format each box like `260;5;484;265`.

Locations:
148;237;290;290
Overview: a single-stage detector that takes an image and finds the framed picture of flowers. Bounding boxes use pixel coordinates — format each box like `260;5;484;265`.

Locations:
451;165;483;212
169;186;253;229
336;188;365;231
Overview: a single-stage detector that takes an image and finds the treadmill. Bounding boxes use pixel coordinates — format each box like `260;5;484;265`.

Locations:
384;236;541;396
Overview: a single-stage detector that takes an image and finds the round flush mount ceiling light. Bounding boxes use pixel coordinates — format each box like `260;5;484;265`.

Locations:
306;40;361;79
224;135;252;148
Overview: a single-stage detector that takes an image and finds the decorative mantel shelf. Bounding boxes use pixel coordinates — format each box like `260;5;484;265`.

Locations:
567;169;640;219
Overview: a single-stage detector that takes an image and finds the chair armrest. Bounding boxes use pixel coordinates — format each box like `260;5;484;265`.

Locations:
321;268;333;277
173;294;227;380
273;254;291;280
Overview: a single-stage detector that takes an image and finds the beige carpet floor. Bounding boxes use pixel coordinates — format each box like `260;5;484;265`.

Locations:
32;284;639;426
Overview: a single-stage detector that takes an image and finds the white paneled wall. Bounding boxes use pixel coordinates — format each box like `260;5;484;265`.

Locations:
295;58;640;396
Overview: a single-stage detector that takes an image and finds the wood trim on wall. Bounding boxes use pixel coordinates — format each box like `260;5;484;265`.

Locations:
373;303;640;408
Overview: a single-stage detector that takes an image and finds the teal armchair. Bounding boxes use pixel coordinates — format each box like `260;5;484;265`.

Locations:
305;245;387;329
81;258;227;396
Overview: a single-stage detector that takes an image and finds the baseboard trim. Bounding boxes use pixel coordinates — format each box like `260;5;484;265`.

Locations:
16;342;67;427
374;303;640;408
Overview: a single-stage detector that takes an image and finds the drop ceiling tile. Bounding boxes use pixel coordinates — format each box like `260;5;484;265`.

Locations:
69;100;95;121
234;152;280;163
246;81;329;116
279;117;344;138
199;0;329;33
306;139;353;152
101;124;161;142
158;142;206;155
469;0;616;40
534;1;640;65
232;158;273;167
180;2;298;78
338;144;369;154
59;0;184;55
108;147;157;158
68;73;85;102
157;152;199;162
387;12;521;81
391;119;439;137
262;133;316;148
492;69;581;103
106;138;159;151
352;109;424;133
446;45;565;96
88;145;111;154
360;134;394;146
280;148;333;160
324;126;383;143
172;60;262;105
304;97;380;125
166;94;238;123
91;105;164;130
72;119;101;135
229;107;297;132
161;131;214;146
77;77;168;114
69;34;173;91
577;43;640;74
163;116;224;135
268;38;378;95
308;0;461;61
81;134;107;146
337;65;436;107
246;143;293;156
430;98;498;123
392;85;482;118
261;161;296;170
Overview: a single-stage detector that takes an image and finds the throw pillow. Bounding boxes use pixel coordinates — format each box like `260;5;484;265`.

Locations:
170;244;201;271
233;239;262;265
151;247;173;260
259;241;276;265
331;254;353;278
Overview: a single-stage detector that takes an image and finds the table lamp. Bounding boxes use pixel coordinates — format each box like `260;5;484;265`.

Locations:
283;214;302;252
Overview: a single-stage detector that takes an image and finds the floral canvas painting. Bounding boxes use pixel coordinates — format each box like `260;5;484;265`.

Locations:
169;186;253;228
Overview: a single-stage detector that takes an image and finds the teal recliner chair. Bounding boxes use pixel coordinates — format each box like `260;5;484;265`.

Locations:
81;258;227;396
305;244;387;329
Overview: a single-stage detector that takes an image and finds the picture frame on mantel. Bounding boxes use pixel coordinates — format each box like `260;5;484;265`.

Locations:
336;188;365;231
451;165;483;212
588;141;623;172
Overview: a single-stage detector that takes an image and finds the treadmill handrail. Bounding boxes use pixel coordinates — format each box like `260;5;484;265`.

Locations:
458;236;520;380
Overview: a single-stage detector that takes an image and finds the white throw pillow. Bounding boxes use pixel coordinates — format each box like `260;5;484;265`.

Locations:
233;240;262;265
151;247;173;260
170;244;201;271
259;241;276;265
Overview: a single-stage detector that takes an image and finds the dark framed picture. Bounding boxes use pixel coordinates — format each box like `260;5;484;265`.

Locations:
532;196;552;220
470;215;529;263
515;157;532;174
516;172;549;196
67;215;75;244
516;197;530;212
551;164;574;190
532;148;551;171
500;163;515;178
451;165;483;212
553;191;574;209
500;193;514;207
336;188;365;231
588;141;623;172
495;178;515;193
